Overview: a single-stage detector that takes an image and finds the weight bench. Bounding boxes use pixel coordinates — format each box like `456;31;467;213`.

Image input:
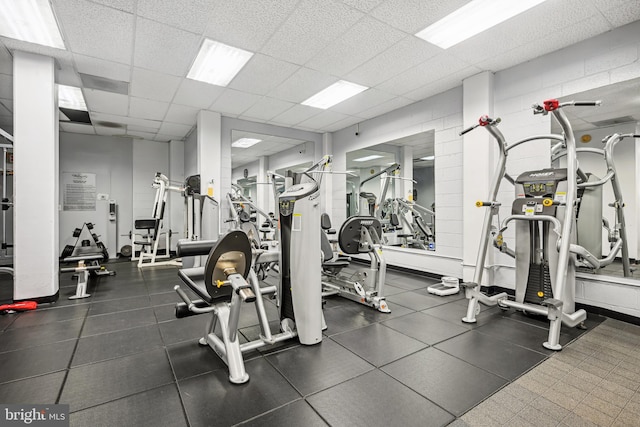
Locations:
60;253;114;299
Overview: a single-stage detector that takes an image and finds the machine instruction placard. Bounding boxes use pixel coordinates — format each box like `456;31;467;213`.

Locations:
63;172;96;211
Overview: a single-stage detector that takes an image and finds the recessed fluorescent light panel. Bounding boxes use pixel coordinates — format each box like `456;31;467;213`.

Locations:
187;39;253;87
0;0;65;49
421;156;435;161
415;0;548;49
232;138;261;148
58;85;87;111
353;155;383;162
302;80;368;109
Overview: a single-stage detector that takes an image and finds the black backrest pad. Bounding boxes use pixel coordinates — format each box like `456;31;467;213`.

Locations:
338;216;382;254
204;230;252;300
177;239;218;257
320;229;334;262
321;213;332;230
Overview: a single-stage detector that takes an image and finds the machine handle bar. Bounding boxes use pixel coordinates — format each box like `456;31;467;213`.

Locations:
533;99;601;115
460;116;501;136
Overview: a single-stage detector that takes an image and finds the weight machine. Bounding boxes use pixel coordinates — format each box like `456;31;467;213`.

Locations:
461;99;606;350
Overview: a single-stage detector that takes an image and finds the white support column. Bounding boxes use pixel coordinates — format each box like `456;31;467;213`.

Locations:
196;111;225;234
169;139;185;248
256;156;269;215
322;132;333;215
400;145;413;200
462;71;495;283
14;51;59;301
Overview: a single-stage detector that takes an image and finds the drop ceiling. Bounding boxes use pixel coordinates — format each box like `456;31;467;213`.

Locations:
0;0;638;143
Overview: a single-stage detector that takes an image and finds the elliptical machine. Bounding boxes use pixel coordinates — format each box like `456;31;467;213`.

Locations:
461;99;603;351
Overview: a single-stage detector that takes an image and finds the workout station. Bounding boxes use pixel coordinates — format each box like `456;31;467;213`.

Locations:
1;2;640;426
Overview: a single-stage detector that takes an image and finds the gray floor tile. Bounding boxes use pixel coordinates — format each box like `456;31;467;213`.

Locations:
89;295;151;316
166;340;227;380
158;315;210;345
7;305;89;329
238;399;328;426
388;289;449;311
81;307;157;337
0;341;75;383
382;347;508;416
72;324;163;366
69;384;187;427
0;319;83;353
322;305;374;336
0;371;66;404
435;330;547;380
266;338;374;395
473;316;572;354
308;370;454;427
60;348;174;412
179;358;300;426
332;323;427;367
383;311;469;344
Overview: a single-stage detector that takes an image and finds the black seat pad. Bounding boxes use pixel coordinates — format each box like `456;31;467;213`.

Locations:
323;259;350;269
178;267;212;304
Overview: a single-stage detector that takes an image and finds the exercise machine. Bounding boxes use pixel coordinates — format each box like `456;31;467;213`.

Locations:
357;163;399;217
321;214;390;313
60;222;115;299
461;99;603;350
227;183;276;248
173;167;323;383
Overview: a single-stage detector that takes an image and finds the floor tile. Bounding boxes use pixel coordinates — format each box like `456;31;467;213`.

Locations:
266;338;374;395
238;399;328;426
89;295;151;316
0;341;75;383
387;289;446;311
7;305;89;329
332;323;427;367
179;358;300;426
0;313;16;331
435;330;547;380
308;370;454;427
81;307;157;337
473;316;572;354
353;301;414;323
91;282;148;301
383;311;469;345
158;315;210;345
381;284;409;296
153;303;178;323
166;340;227;380
69;384;187;427
322;305;374;336
382;348;508;416
0;371;66;404
72;324;163;366
0;319;83;353
60;348;174;412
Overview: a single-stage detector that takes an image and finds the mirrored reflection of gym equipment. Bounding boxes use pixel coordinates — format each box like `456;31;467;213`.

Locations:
226;183;276;248
173;166;324;384
0;128;13;272
551;133;638;277
461;99;606;351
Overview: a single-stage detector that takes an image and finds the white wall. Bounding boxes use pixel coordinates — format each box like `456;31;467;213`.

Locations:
59;133;132;256
184;129;197;178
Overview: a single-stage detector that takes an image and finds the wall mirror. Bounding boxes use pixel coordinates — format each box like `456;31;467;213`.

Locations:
552;77;640;279
345;130;436;251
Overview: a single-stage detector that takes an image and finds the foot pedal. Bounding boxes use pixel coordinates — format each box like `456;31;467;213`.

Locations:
353;282;365;297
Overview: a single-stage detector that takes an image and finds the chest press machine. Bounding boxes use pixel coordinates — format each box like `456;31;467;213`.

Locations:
321;215;390;313
173;173;323;384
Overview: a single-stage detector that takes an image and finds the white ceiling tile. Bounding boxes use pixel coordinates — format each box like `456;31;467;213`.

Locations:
306;17;405;76
56;57;82;86
88;0;135;12
137;0;214;34
261;0;364;65
330;88;396;116
296;110;351;130
94;125;126;136
242;97;295;121
173;78;225;109
341;0;384;12
0;45;11;75
208;89;262;116
357;96;414;120
404;69;472;102
0;75;12;99
228;54;299;96
73;54;131;82
204;0;298;52
53;0;134;64
269;104;321;126
60;122;96;134
85;89;129;115
164;104;199;125
130;68;181;102
0;37;72;62
377;53;471;96
90;112;160;129
129;97;169;120
324;115;361;132
127;124;159;133
371;0;469;33
127;130;156;140
268;67;337;104
133;18;201;76
159;122;193;138
345;36;440;87
154;134;173;142
600;2;640;26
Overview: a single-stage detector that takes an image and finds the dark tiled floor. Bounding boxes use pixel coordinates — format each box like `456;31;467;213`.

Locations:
0;261;606;426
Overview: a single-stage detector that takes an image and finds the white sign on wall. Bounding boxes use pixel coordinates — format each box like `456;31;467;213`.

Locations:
63;172;96;211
